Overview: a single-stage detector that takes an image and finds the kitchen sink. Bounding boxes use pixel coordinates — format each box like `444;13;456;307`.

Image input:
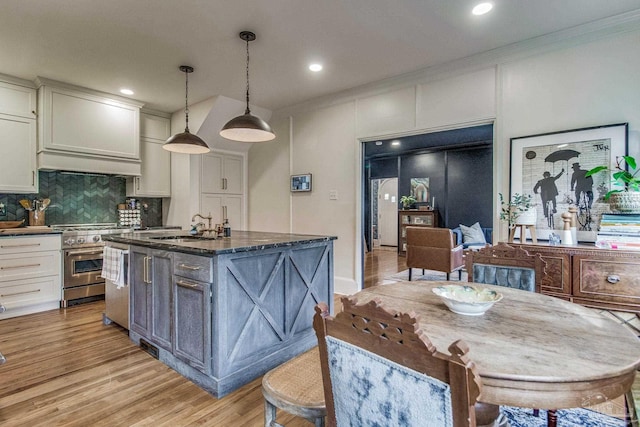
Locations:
150;235;217;242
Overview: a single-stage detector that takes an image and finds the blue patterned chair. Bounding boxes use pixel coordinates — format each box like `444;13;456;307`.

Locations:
465;242;545;293
313;298;482;427
466;243;631;427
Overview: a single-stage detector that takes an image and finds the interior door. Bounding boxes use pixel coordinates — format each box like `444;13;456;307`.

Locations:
378;178;398;247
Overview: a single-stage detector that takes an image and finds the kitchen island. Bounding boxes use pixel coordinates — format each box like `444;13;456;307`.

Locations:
103;230;336;397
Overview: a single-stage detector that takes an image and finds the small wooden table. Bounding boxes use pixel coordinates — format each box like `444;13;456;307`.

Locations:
351;281;640;415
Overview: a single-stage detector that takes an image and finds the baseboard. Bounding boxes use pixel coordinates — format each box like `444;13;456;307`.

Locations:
334;275;359;295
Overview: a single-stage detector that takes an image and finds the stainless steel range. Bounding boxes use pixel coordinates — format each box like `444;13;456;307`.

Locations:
54;223;131;307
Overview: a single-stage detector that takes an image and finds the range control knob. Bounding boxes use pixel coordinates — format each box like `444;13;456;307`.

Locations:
64;238;75;246
77;237;85;244
93;235;101;243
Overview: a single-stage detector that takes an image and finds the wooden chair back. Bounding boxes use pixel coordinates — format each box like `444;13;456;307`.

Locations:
313;298;482;427
465;242;547;293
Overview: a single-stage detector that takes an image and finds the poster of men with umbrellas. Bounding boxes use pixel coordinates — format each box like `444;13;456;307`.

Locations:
509;124;628;242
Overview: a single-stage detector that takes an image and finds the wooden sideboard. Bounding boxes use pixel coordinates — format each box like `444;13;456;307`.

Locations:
510;243;640;313
398;210;438;256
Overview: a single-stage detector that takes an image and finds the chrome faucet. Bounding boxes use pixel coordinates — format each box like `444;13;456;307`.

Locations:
192;213;213;235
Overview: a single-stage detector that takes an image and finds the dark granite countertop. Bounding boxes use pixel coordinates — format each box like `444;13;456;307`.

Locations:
103;229;337;256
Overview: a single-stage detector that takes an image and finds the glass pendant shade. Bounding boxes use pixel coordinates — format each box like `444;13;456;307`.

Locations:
220;31;275;143
164;65;210;154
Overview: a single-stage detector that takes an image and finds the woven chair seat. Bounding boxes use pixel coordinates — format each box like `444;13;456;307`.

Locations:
261;347;326;426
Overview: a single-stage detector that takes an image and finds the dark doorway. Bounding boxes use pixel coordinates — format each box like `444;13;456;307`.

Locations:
362;124;493;285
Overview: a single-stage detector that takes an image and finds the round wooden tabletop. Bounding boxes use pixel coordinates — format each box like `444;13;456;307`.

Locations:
352;281;640;409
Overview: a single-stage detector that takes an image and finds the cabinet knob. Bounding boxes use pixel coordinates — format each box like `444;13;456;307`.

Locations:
607;275;620;284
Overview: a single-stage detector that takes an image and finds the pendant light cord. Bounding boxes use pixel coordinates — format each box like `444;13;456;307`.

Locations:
245;37;251;115
184;69;191;132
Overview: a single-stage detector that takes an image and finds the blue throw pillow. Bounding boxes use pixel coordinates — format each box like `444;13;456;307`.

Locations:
460;222;486;244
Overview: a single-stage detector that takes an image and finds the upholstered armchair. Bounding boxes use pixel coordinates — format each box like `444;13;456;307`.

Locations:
405;227;464;280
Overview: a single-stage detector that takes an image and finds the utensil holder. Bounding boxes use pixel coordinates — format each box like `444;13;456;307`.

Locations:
28;211;45;226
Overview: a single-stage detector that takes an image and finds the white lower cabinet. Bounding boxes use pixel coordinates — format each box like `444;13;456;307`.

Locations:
0;235;61;319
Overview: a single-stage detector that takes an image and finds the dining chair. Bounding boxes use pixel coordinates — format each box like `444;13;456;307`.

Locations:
405;226;464;281
465;243;633;427
464;242;546;293
313;297;482;427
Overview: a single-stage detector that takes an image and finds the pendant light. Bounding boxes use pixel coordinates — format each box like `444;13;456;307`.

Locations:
163;65;210;154
220;31;275;143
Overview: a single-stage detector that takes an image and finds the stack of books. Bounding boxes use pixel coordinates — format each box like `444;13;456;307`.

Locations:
596;213;640;250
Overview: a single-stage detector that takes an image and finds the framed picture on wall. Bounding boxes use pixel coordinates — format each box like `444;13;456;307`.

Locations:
510;123;628;242
291;173;312;192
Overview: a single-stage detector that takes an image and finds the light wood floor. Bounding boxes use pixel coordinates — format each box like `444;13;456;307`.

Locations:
363;246;405;288
0;301;311;427
0;249;404;426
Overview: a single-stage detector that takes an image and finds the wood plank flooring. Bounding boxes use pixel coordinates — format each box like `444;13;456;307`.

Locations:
0;302;309;427
363;246;405;289
0;249;403;426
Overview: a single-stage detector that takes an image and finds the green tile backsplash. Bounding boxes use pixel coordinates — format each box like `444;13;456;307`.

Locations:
0;171;163;227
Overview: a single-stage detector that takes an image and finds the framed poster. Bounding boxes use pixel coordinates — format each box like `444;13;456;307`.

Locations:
291;173;312;192
510;123;628;242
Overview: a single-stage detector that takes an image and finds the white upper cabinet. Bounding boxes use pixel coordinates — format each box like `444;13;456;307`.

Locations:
0;77;37;193
36;77;143;175
127;111;171;197
201;153;243;194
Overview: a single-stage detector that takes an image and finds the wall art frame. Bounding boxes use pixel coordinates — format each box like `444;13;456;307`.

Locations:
291;173;312;192
510;123;628;242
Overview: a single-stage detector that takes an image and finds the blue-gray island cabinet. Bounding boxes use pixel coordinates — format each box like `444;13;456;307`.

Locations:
103;230;336;397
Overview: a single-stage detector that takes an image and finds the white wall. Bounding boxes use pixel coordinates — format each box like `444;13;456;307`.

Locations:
248;18;640;295
248;116;291;232
291;102;358;294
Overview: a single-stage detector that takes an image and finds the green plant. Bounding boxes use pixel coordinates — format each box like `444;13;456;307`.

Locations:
400;195;417;209
499;193;534;226
586;155;640;200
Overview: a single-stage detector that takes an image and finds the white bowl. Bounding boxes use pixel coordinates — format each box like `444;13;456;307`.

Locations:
432;285;503;316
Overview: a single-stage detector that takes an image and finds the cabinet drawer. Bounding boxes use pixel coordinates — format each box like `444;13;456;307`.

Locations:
0;251;61;282
573;255;640;305
0;275;61;310
174;253;212;283
0;235;61;254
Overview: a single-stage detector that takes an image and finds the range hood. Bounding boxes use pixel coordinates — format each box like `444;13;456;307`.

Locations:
37;151;141;176
36;77;143;177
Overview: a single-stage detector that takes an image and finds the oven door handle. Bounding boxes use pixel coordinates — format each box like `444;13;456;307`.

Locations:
65;248;104;256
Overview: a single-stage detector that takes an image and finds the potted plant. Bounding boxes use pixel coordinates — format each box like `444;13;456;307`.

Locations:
499;193;535;227
400;195;417;210
586;155;640;213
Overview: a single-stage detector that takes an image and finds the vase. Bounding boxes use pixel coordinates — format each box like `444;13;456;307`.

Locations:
514;207;536;225
608;192;640;213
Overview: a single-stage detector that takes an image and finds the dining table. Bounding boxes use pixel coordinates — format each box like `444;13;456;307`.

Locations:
349;281;640;425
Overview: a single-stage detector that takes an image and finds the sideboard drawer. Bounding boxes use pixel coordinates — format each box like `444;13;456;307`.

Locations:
573;254;640;305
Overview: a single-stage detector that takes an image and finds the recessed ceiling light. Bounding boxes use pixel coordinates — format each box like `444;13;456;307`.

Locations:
309;63;323;72
391;140;401;146
120;88;134;95
472;2;493;15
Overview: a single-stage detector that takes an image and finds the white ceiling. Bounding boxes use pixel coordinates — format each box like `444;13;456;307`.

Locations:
2;0;639;113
